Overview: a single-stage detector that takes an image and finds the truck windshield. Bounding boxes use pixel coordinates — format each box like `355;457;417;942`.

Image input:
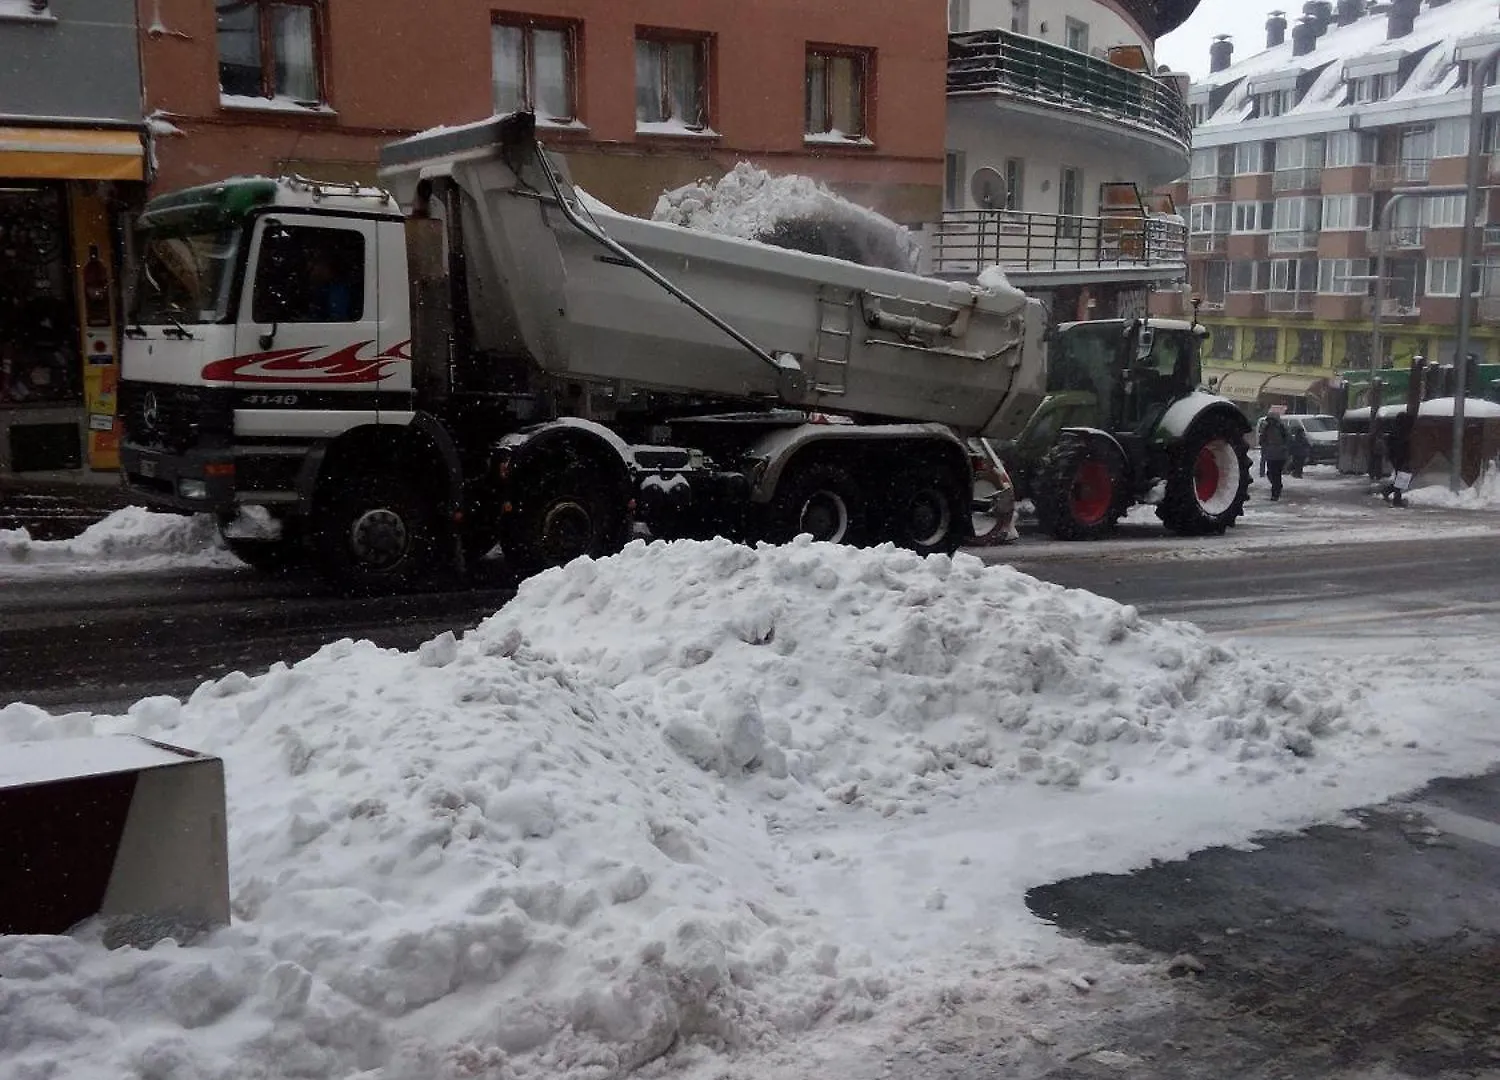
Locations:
128;227;241;325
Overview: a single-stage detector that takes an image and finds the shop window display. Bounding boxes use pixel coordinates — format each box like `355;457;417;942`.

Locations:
0;185;81;407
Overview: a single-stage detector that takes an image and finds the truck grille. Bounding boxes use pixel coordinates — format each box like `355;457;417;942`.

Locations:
118;381;230;451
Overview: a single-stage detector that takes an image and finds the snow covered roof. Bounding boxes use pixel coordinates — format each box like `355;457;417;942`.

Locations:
1192;0;1499;140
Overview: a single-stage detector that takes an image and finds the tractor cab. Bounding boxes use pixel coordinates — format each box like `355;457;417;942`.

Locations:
1120;318;1203;432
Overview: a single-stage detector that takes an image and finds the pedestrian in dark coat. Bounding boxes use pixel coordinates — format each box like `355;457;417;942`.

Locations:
1260;411;1290;500
1289;425;1311;478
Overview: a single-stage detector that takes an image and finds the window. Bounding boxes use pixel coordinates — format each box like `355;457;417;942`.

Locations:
492;17;578;123
1004;157;1024;211
1292;329;1325;367
805;47;869;139
1349;72;1397;103
1321;194;1372;231
1251;327;1279;361
252;225;366;324
1230;259;1271;292
1255;89;1295;118
1433;118;1469;158
1058;165;1081;216
1462;58;1500;89
1275;136;1323;171
636;31;708;131
1400;125;1432;163
1208;325;1236;359
1200;260;1229;305
216;0;322;103
1190;148;1217;179
1190;202;1232;234
1317;258;1370;294
1342;331;1372;369
1271;197;1320;247
1324;131;1376;167
1425;258;1481;297
1270;257;1314;291
944;152;965;208
1426;194;1479;228
1064;17;1088;52
948;0;969;31
1232;200;1274;233
1235;142;1266;175
1010;0;1029;34
1190;102;1207;127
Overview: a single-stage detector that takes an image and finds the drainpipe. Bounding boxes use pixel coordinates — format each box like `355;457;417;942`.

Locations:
1449;45;1500;493
1369;183;1475;478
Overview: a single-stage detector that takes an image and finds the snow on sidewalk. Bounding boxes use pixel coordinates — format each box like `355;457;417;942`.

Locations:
0;506;239;573
1404;468;1500;510
2;538;1497;1080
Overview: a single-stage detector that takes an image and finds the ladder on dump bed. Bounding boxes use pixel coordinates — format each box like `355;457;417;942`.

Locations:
813;289;856;396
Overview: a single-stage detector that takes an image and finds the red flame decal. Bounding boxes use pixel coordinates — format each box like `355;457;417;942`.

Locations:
201;340;410;385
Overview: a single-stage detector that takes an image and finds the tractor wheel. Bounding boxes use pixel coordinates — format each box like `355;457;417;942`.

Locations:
313;475;442;594
769;461;868;545
1033;437;1126;541
969;462;1016;547
1157;416;1251;536
502;467;629;575
884;462;968;555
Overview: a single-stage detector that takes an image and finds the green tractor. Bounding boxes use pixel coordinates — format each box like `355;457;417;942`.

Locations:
997;316;1252;540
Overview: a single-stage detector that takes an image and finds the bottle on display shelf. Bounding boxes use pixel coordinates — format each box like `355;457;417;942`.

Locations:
84;243;111;328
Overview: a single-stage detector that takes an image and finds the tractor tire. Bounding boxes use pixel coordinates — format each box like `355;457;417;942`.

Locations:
1157;415;1251;536
768;461;868;545
1033;437;1127;541
502;466;629;575
884;462;968;555
313;474;442;594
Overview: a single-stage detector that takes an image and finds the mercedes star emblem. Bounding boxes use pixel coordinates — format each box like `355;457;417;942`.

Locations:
141;391;161;432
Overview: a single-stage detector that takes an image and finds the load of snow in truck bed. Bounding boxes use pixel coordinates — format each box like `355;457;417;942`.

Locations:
0;539;1369;1080
653;163;921;273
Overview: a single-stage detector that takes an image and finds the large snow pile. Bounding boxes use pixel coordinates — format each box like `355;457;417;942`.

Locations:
0;506;235;570
0;539;1362;1080
653;164;920;273
1404;466;1500;510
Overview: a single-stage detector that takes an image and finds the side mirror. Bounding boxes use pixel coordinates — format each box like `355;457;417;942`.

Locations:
1134;325;1155;362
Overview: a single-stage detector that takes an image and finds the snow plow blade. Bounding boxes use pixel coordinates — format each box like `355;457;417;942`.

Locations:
0;735;230;946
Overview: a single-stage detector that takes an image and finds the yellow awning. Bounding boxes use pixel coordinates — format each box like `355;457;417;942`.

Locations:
0;126;144;182
1214;370;1273;403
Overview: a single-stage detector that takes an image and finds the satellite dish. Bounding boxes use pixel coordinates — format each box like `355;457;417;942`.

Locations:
969;166;1007;210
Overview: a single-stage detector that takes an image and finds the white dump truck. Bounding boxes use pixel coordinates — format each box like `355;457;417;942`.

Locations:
118;112;1046;589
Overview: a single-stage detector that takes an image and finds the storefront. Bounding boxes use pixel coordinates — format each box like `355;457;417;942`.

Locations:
0;125;144;476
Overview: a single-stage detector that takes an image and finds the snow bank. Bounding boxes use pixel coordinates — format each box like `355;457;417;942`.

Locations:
1404;466;1500;509
0;539;1364;1080
653;164;920;273
0;506;235;569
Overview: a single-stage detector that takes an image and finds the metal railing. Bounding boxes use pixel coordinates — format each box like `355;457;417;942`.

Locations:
1189;176;1231;197
929;209;1187;276
1272;167;1323;191
1267;290;1315;313
1270;229;1319;252
948;29;1192;148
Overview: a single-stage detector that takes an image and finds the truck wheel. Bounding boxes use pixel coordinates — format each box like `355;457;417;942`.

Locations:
1157;418;1251;536
1033;438;1125;541
769;461;868;545
885;463;967;555
969;463;1016;547
313;476;440;593
503;468;627;574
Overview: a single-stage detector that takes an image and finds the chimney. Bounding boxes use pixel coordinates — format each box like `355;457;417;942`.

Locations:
1210;34;1235;72
1291;16;1319;54
1335;0;1363;25
1266;10;1289;46
1302;0;1334;32
1387;0;1418;37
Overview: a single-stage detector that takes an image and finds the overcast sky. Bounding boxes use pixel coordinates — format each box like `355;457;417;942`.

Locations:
1156;0;1281;79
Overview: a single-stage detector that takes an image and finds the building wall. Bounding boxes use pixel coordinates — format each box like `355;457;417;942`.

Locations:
139;0;945;222
957;0;1151;56
0;0;140;122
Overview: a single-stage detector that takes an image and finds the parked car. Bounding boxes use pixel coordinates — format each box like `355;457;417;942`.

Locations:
1282;414;1340;465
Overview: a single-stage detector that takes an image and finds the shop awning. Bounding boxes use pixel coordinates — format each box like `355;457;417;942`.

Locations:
1261;373;1328;399
1214;370;1273;403
0;126;144;182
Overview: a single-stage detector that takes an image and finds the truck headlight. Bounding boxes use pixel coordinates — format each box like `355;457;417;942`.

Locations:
178;479;209;500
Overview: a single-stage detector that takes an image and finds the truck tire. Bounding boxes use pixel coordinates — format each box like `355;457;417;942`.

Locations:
969;463;1016;547
769;461;868;545
502;467;628;574
1157;417;1251;536
313;475;441;593
1033;437;1126;541
884;463;967;555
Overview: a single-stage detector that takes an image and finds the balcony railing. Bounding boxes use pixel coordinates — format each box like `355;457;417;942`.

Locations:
1270;229;1319;252
1380;296;1420;317
1387;225;1425;248
928;209;1187;277
1272;167;1323;192
948;29;1192;148
1188;232;1227;254
1267;290;1314;313
1189;176;1231;197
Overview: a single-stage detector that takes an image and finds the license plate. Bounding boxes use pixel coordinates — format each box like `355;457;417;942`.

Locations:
139;459;158;478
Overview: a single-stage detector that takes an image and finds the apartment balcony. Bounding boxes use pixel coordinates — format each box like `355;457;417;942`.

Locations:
1188;232;1228;255
1189;176;1231;198
1270;229;1319;253
1272;168;1323;192
1480;296;1500;324
948;29;1191;181
1371;160;1431;189
1484;224;1500;247
1384;225;1426;249
927;208;1187;283
1380;296;1421;318
1268;290;1315;314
